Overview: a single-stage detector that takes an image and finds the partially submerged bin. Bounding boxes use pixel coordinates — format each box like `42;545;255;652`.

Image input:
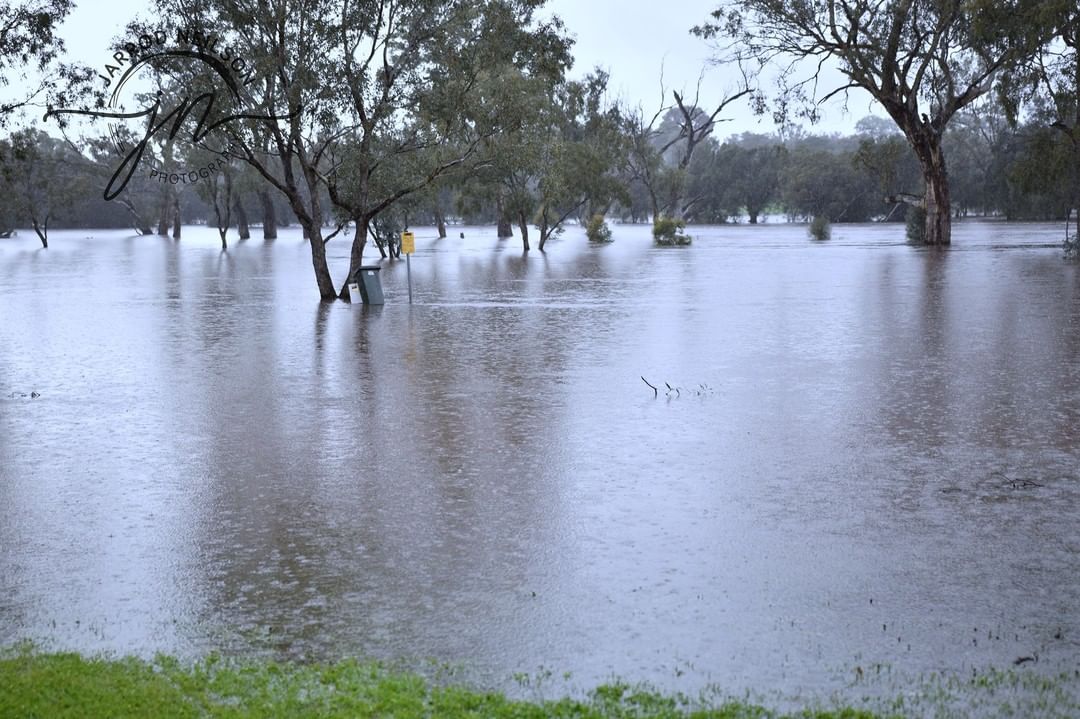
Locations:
350;265;384;304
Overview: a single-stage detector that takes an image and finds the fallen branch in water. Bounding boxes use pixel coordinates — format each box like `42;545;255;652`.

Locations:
641;379;715;398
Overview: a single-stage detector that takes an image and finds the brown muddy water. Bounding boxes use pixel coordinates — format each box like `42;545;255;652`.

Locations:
1;221;1078;700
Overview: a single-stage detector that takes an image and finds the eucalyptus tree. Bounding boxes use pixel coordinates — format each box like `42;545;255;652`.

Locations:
0;0;74;123
697;0;1049;245
132;0;569;300
624;75;750;225
470;70;625;250
319;0;572;296
1012;2;1079;237
533;73;627;249
0;128;90;246
712;140;786;223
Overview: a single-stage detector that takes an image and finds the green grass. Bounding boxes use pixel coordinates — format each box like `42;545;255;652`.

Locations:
3;649;1080;718
0;649;874;719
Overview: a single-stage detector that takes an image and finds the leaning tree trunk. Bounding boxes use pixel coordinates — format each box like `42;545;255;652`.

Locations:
517;210;529;250
290;187;336;301
119;198;153;235
234;195;251;239
339;215;371;301
539;227;552;252
32;217;47;248
260;190;277;239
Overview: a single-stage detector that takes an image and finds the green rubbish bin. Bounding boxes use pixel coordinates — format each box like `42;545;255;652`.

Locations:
351;265;384;304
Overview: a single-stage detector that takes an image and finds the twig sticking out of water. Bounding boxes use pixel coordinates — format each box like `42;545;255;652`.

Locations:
642;379;715;398
992;471;1045;490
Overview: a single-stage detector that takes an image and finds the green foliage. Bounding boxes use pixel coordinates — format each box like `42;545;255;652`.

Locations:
905;205;927;244
0;127;92;244
808;215;830;241
0;0;74;124
780;145;875;222
585;213;612;242
653;216;691;245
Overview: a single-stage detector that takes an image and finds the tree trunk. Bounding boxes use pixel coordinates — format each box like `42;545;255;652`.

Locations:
156;183;174;234
32;218;47;248
748;212;759;224
213;173;232;250
339;215;370;301
307;221;335;299
260;190;278;239
537;211;549;251
234;195;251;239
157;197;169;236
922;161;951;247
172;195;181;239
496;194;513;237
435;208;446;238
119;198;152;235
517;209;529;249
291;165;337;300
898;122;952;245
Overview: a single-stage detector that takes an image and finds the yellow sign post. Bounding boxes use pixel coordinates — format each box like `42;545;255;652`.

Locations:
401;230;415;304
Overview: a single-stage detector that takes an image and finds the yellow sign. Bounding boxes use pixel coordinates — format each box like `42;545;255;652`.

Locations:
401;231;415;254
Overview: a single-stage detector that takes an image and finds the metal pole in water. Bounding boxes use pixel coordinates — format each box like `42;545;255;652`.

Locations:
401;230;415;304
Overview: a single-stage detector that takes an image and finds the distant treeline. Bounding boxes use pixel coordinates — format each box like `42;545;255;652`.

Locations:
1;105;1072;240
1;0;1077;297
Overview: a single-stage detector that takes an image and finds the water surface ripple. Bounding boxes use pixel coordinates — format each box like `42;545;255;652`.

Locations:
1;221;1078;698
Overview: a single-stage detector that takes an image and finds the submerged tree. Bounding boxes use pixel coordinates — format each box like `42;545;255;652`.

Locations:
0;128;89;246
624;72;750;225
697;0;1048;245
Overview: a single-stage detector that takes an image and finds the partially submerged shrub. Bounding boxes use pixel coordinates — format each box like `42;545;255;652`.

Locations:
905;204;927;244
652;216;691;245
809;215;831;241
586;213;613;243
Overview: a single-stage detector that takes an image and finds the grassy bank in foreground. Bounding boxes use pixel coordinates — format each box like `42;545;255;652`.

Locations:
3;651;1080;718
0;651;872;719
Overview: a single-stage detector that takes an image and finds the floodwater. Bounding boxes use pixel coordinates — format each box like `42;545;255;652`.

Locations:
1;221;1078;701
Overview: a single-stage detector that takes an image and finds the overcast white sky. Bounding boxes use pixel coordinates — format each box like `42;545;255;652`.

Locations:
35;0;881;137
